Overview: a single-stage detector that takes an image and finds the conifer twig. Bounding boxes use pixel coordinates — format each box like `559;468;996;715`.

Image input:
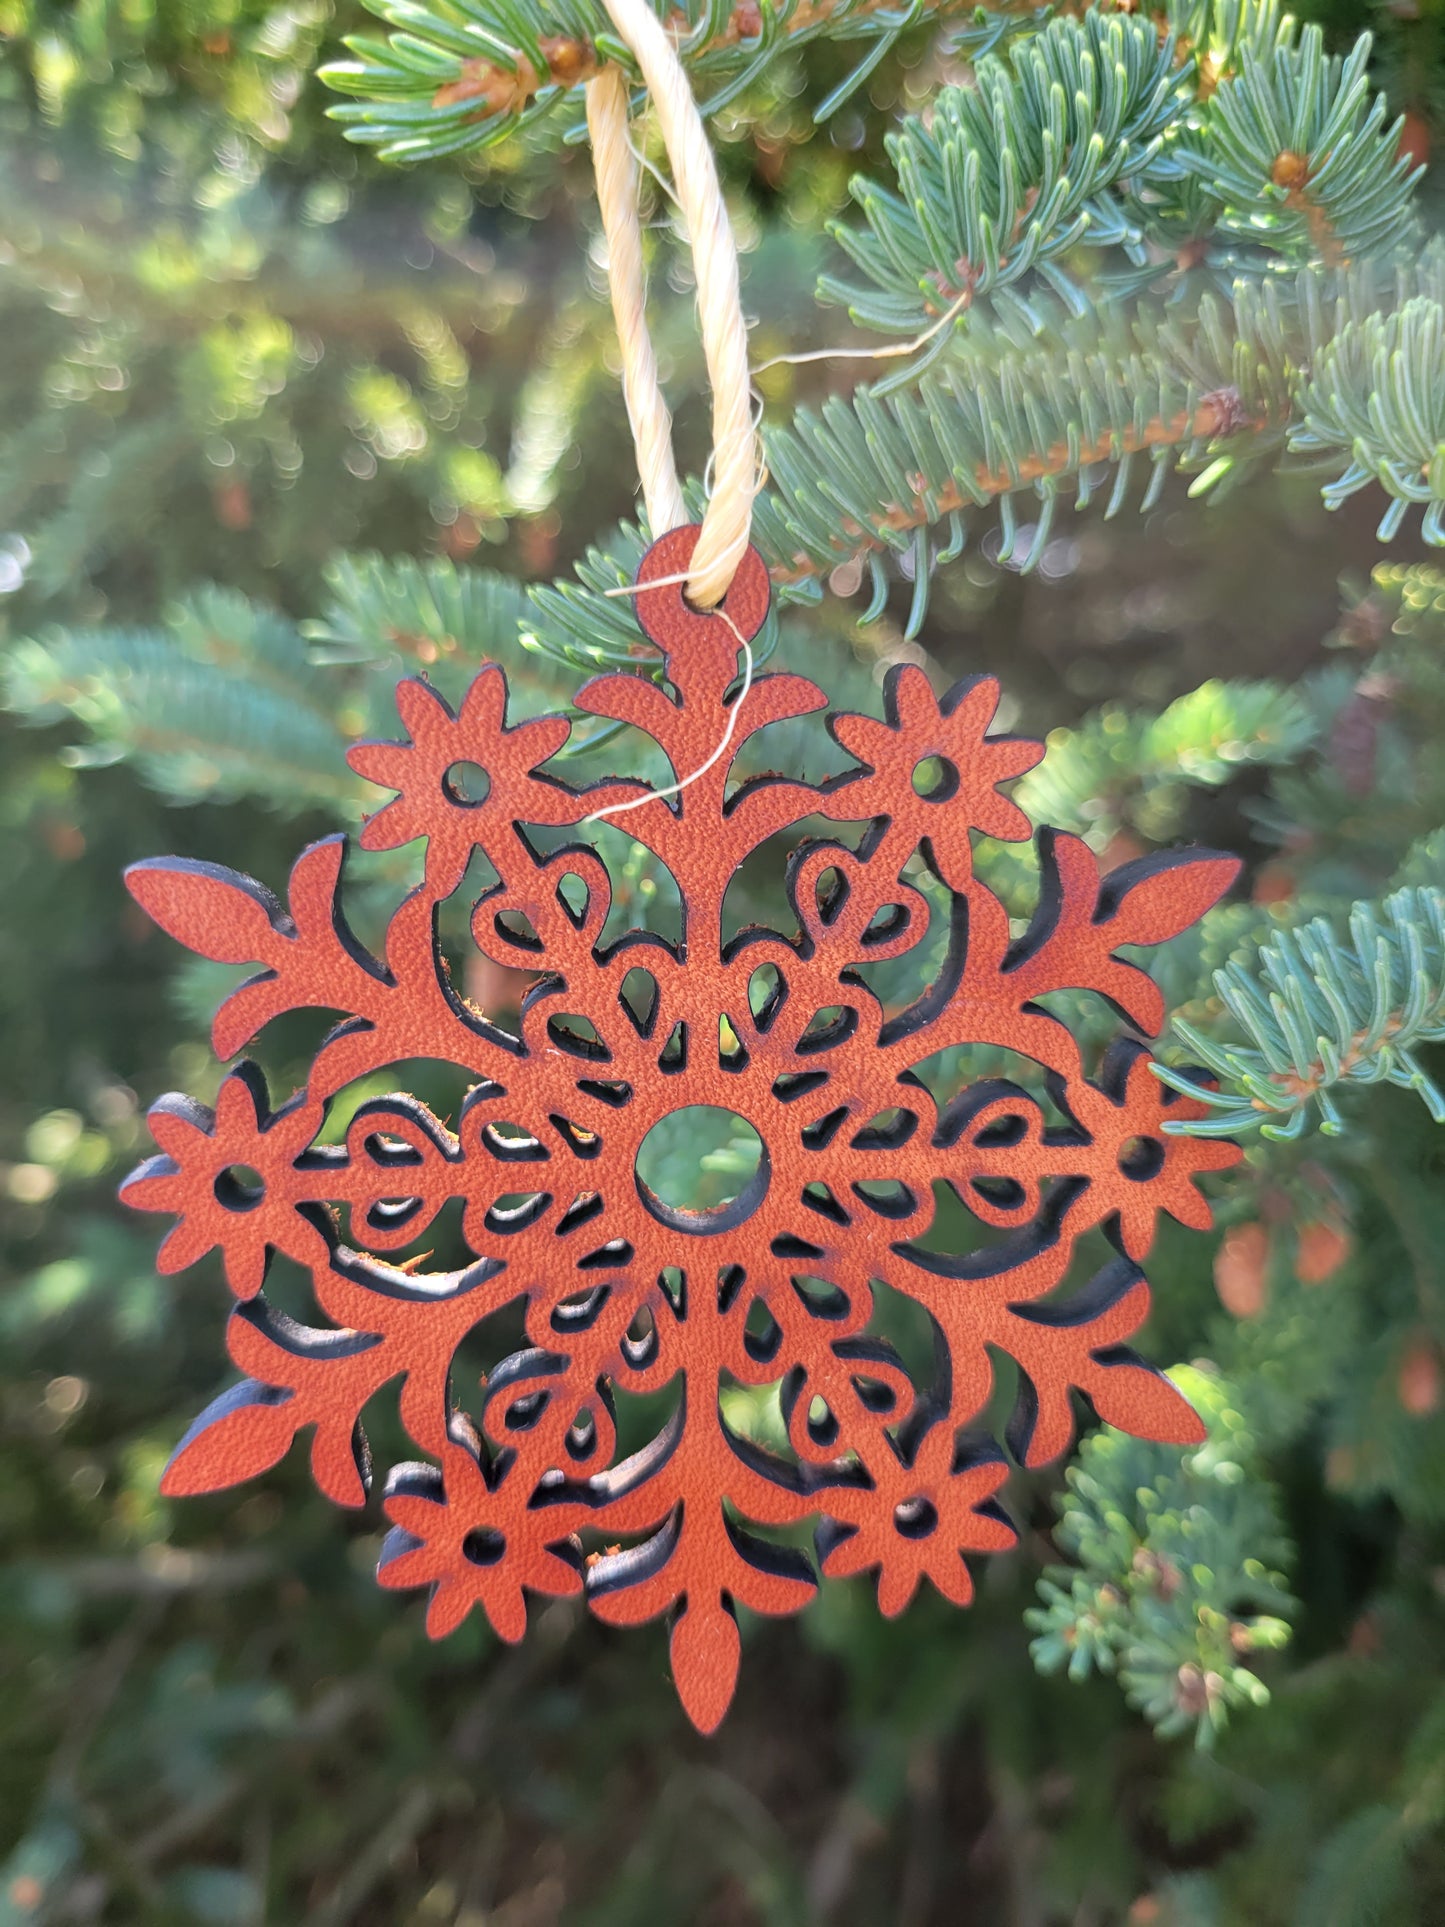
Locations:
1155;887;1445;1138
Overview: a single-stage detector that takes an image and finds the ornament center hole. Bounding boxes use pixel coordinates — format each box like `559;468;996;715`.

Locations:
894;1497;938;1539
634;1106;769;1236
215;1164;265;1211
911;756;959;801
1119;1135;1165;1181
443;760;491;806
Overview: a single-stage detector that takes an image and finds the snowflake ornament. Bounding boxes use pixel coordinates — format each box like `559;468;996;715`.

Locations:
123;528;1239;1732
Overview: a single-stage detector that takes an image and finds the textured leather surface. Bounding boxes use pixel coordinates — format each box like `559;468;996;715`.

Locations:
122;525;1239;1732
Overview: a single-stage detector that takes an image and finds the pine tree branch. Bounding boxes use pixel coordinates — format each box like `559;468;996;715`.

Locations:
744;274;1297;620
317;0;1316;161
1296;297;1445;542
1155;885;1445;1138
461;257;1444;646
819;13;1185;350
521;494;781;678
1028;1364;1293;1746
1014;677;1318;841
746;251;1445;624
1192;28;1421;270
321;0;1052;162
816;21;1418;376
317;0;1443;634
4;617;360;808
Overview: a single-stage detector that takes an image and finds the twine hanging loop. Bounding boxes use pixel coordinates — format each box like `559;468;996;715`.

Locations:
584;0;756;609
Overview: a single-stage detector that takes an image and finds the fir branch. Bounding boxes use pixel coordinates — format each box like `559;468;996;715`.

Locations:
819;13;1186;353
752;285;1291;617
169;587;339;705
813;19;1413;355
1191;28;1421;269
1016;677;1317;841
307;551;535;684
309;543;781;752
1293;297;1445;543
317;0;1308;161
1294;1809;1415;1927
1028;1364;1293;1746
310;517;784;690
972;680;1316;917
522;492;782;674
1393;827;1445;892
1366;558;1445;647
3;620;359;809
320;0;1045;162
1155;885;1445;1138
751;259;1445;620
321;0;1441;630
297;260;1445;652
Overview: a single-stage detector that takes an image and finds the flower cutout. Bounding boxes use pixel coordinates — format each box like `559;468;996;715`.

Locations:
1080;1043;1242;1261
818;1424;1016;1616
348;668;576;893
828;667;1044;890
378;1434;582;1641
119;1064;328;1299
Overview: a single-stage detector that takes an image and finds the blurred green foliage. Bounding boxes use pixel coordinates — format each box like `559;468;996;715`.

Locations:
5;0;1445;1920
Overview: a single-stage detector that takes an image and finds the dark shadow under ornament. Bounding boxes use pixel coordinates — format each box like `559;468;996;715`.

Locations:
121;526;1240;1733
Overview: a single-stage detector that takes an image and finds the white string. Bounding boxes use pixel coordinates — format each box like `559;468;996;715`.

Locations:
581;602;755;823
751;287;974;380
624;116;683;216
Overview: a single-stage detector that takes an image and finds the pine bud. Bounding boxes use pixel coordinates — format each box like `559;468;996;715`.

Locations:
1131;1547;1182;1600
212;479;252;531
1215;1222;1270;1318
1399;108;1431;172
1251;861;1296;907
1338;595;1387;651
1347;1612;1382;1657
1101;830;1147;873
1173;1663;1222;1717
1398;1334;1442;1416
1330;674;1397;798
1296;1219;1351;1283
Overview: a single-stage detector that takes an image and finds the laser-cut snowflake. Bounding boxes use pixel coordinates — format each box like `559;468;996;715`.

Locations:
122;529;1240;1732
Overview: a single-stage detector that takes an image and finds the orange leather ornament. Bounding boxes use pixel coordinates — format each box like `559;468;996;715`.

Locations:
122;527;1239;1732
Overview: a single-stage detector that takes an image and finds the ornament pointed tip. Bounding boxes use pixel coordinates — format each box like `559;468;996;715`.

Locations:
670;1598;741;1734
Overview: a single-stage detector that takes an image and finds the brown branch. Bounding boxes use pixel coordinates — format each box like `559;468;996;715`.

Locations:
766;385;1273;587
423;0;1208;125
34;1547;276;1598
429;0;1040;116
1255;1013;1405;1111
1272;151;1348;267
